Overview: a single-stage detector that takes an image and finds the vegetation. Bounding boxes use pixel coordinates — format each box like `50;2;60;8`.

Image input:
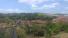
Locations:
0;13;67;38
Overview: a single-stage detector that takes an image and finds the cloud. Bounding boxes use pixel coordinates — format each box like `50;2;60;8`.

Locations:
32;2;59;10
18;0;35;4
18;0;50;4
0;9;23;13
17;0;60;10
42;3;59;8
18;0;29;3
3;9;20;12
32;4;39;10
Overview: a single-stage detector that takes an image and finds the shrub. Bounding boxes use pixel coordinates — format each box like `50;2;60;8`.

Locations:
45;23;63;38
62;24;68;33
16;27;26;38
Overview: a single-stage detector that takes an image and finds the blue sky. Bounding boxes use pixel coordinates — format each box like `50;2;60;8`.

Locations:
0;0;68;13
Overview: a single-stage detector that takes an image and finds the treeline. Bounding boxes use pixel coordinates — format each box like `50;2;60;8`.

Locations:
0;13;56;21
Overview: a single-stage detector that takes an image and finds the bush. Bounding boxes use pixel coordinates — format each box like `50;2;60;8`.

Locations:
62;24;68;32
0;32;5;38
16;27;26;38
45;23;63;38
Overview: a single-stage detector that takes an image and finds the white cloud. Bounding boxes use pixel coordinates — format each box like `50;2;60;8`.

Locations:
6;9;14;11
17;0;60;10
18;0;50;4
18;0;29;3
0;9;23;13
32;3;59;10
32;4;39;10
18;0;33;4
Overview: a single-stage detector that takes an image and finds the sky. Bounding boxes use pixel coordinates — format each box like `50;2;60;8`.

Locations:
0;0;68;13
